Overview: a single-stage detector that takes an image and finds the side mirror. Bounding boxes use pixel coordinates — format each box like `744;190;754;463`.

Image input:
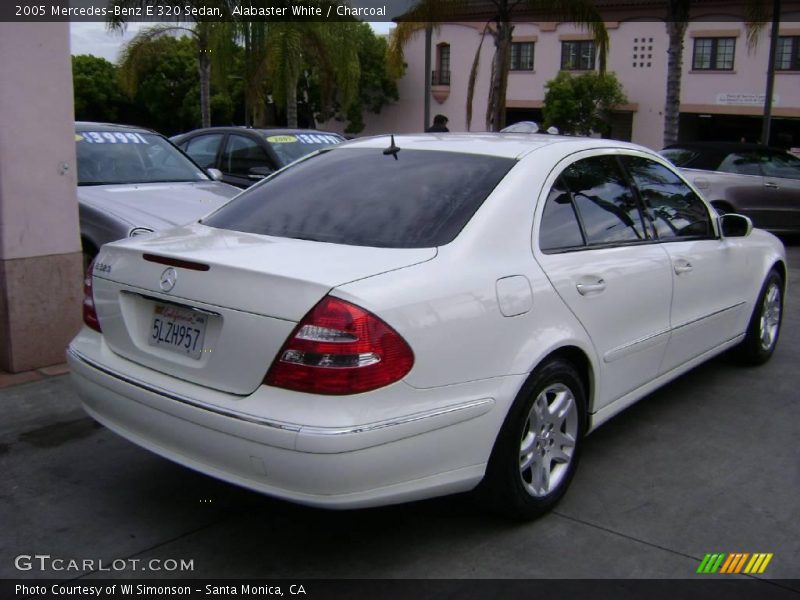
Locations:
206;168;223;181
248;166;274;181
719;213;753;238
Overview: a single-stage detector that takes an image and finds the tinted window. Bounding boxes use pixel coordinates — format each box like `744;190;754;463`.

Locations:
718;152;763;176
184;133;223;168
660;148;699;167
76;131;207;185
223;134;272;176
204;148;514;248
623;156;711;239
561;156;646;244
762;152;800;179
539;177;584;251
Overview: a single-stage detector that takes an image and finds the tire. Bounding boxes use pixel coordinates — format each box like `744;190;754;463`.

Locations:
477;358;586;520
732;269;784;366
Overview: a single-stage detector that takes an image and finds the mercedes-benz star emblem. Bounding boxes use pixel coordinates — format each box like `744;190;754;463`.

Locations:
159;267;178;292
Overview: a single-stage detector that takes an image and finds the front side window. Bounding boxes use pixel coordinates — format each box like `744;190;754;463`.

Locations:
511;42;534;71
623;156;711;240
561;41;595;71
223;134;271;176
762;152;800;180
539;177;585;251
692;37;735;70
718;152;764;176
776;36;800;70
204;148;515;248
561;156;645;244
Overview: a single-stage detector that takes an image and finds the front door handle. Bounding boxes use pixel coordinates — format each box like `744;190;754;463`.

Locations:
576;279;606;295
764;182;780;190
674;261;693;274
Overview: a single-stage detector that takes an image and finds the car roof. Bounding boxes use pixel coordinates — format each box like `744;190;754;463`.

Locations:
338;133;650;160
75;121;157;134
663;141;786;154
174;127;344;138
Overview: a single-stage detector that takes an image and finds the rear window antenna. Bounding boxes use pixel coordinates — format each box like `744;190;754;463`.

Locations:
383;134;401;160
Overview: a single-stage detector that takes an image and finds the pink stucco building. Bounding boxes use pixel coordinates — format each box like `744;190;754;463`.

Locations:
342;2;800;150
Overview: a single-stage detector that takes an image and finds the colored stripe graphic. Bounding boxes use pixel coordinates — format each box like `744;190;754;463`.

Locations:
698;553;774;574
697;553;727;573
744;553;774;574
720;553;750;574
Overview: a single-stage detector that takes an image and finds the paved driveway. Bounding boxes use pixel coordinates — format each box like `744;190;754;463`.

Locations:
1;245;799;584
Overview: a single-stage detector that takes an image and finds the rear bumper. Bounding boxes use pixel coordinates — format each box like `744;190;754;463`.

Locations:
67;335;512;509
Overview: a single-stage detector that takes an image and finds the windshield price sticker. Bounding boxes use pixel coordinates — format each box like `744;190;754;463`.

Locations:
296;134;342;144
79;131;150;144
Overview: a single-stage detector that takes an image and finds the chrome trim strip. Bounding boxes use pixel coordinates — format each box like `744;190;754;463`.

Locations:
68;347;493;437
120;291;222;317
603;329;670;364
299;399;494;436
603;302;747;364
68;347;301;432
671;302;746;332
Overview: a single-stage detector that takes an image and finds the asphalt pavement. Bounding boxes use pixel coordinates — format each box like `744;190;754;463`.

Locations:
1;245;799;586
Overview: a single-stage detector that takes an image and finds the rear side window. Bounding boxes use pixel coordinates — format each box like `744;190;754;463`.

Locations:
183;133;223;168
539;177;585;251
623;156;711;239
660;148;699;167
204;148;515;248
561;156;646;245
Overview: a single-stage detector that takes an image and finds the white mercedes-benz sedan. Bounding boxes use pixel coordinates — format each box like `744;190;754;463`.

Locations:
68;134;786;519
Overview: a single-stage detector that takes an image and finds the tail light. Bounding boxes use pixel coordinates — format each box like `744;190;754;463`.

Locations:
265;296;414;395
83;260;102;333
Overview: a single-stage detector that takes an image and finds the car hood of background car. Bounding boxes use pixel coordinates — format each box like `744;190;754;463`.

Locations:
78;182;240;229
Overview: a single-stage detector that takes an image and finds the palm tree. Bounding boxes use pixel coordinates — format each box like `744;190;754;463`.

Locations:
241;21;361;128
662;0;777;146
108;1;233;128
388;0;609;131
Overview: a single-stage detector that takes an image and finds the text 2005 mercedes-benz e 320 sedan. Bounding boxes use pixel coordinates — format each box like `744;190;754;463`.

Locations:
68;134;786;519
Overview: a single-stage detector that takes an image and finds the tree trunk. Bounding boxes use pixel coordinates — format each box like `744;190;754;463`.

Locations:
663;12;688;146
486;22;513;131
760;0;781;145
286;76;298;128
198;44;211;128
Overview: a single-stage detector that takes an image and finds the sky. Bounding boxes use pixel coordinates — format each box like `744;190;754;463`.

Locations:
70;21;395;62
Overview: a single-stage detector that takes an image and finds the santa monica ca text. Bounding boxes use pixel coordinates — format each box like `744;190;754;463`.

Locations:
15;583;307;596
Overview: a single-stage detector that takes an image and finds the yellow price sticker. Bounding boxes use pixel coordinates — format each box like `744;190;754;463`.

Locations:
75;134;84;142
266;135;297;143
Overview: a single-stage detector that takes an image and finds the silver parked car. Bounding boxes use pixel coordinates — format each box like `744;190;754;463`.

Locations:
76;122;240;265
660;142;800;234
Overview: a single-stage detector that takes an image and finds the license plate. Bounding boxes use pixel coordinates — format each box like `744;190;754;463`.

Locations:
148;304;208;359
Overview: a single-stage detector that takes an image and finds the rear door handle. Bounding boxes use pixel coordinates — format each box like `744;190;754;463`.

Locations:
765;182;780;190
674;261;693;274
576;279;606;295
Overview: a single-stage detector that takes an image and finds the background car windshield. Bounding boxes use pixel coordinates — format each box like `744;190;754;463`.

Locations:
204;148;514;248
77;131;207;185
264;133;343;166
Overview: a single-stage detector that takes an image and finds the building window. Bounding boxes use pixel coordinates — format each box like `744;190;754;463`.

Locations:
561;40;595;71
692;37;735;70
776;36;800;70
432;43;450;85
510;42;534;71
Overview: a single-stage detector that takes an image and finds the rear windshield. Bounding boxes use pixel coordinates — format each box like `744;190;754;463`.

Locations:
204;148;515;248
